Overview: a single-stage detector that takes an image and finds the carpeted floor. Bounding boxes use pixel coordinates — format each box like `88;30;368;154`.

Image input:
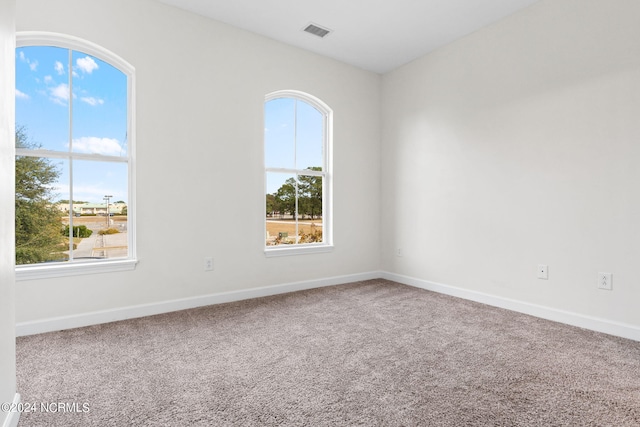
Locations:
15;279;640;426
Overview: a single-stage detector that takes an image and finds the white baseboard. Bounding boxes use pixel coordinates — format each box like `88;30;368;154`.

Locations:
1;393;20;427
15;270;640;342
16;271;382;337
382;271;640;342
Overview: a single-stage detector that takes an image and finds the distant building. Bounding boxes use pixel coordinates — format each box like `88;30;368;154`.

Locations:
56;202;127;215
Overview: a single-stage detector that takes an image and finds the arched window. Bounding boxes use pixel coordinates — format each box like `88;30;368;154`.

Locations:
264;90;332;255
15;32;136;278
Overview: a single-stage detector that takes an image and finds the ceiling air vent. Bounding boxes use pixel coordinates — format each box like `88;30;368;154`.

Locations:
303;23;332;38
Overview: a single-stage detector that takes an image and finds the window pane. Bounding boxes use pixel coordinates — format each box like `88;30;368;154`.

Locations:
72;160;128;259
72;51;128;157
297;174;323;244
265;98;295;169
266;172;297;245
15;156;68;265
15;46;70;152
296;101;323;171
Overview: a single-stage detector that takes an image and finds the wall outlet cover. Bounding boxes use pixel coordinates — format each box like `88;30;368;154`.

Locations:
598;272;612;290
537;264;548;280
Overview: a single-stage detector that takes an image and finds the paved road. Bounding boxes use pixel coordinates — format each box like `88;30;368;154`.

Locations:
73;225;128;259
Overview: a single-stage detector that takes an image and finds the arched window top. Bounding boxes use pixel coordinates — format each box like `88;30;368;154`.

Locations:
265;90;332;119
17;31;134;77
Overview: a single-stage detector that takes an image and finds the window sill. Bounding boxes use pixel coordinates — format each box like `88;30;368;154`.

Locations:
264;244;334;258
16;259;138;281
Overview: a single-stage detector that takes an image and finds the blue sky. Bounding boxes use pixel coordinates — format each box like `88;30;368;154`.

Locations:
15;45;129;204
264;98;323;194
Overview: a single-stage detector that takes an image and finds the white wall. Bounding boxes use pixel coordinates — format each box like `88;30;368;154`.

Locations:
15;0;381;324
382;0;640;327
0;0;17;423
16;0;639;338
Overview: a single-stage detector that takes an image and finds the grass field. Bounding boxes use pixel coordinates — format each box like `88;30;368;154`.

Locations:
266;219;323;241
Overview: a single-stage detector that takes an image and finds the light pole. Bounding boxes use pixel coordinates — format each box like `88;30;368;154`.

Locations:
103;195;113;227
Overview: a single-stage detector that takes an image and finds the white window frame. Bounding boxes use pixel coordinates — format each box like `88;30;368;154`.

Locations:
264;90;333;257
15;31;137;280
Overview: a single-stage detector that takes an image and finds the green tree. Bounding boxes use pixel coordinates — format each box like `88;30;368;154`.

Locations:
268;168;323;220
275;178;297;219
298;167;322;219
15;127;65;264
265;193;276;216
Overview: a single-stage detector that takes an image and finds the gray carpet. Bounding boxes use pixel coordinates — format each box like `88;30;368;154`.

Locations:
15;279;640;426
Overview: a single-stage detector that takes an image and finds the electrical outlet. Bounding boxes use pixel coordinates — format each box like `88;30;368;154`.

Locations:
598;272;612;290
397;248;403;257
204;257;214;271
537;264;548;280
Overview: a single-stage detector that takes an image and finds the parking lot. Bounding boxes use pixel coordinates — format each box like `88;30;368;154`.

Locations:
62;215;128;259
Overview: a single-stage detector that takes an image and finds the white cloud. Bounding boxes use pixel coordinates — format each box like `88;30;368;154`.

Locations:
44;75;53;84
51;83;69;100
81;97;105;107
49;83;70;106
15;89;30;100
29;60;38;71
18;51;39;71
72;137;124;156
76;56;98;74
54;61;65;75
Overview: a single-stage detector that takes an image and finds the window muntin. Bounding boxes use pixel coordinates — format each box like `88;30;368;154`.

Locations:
264;91;332;252
15;33;135;275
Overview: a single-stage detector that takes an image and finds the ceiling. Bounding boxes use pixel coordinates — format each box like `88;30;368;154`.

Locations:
156;0;541;74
